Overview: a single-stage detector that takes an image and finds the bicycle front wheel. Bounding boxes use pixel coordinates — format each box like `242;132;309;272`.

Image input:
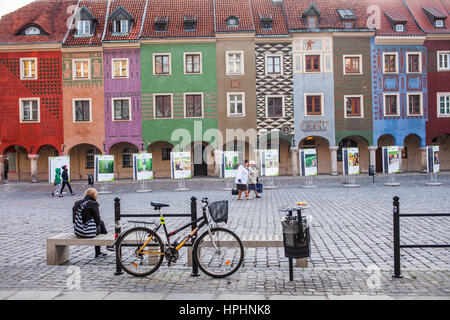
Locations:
116;226;164;277
193;227;244;278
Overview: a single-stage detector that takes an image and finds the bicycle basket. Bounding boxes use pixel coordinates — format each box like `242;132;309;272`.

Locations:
208;200;229;223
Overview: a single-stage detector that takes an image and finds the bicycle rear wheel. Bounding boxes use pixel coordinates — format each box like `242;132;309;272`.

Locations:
193;227;244;278
116;226;164;277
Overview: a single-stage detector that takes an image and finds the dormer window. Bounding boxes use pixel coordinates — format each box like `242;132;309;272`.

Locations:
337;9;355;29
184;15;197;32
395;24;404;32
16;24;49;36
114;20;129;34
422;6;447;29
259;14;273;31
226;16;239;28
384;12;407;33
302;3;321;29
155;16;169;32
25;27;40;35
74;6;96;36
109;5;134;35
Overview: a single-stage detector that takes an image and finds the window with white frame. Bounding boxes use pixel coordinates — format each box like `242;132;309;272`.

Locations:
384;94;399;116
438;93;450;117
154;95;172;118
112;98;131;121
344;95;363;118
438;51;450;71
73;59;90;79
77;20;91;35
304;54;321;72
395;24;404;32
407;52;421;73
226;51;244;75
20;58;37;79
154;54;171;75
383;52;398;73
407;93;422;116
305;94;323;116
112;59;129;78
25;27;40;35
185;94;203;118
436;20;444;28
20;98;39;122
266;54;282;74
227;93;245;116
343;55;362;75
73;99;91;122
184;53;201;74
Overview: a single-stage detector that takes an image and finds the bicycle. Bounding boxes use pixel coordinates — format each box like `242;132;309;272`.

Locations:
115;198;244;278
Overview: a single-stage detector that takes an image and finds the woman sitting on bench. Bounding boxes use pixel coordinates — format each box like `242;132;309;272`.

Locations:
72;188;108;258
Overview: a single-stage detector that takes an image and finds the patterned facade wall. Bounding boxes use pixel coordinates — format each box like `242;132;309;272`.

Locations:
370;39;428;147
333;36;373;146
255;42;293;141
103;48;143;152
62;51;105;153
292;35;335;146
0;51;63;155
140;42;218;146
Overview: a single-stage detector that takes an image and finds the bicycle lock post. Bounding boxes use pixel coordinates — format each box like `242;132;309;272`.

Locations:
190;196;199;277
114;197;124;276
392;196;401;278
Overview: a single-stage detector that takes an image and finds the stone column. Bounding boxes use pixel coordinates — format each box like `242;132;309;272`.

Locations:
0;154;4;184
368;146;378;171
290;148;298;177
28;154;39;183
329;146;339;176
214;149;222;178
420;147;428;173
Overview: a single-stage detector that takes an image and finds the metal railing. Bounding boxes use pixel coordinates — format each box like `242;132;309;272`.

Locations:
113;196;200;277
392;196;450;278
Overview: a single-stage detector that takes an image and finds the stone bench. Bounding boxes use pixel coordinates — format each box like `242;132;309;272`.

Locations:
47;233;115;265
47;233;308;268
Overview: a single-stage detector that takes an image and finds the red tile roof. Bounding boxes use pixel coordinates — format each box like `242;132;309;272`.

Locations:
140;0;215;39
441;0;450;13
404;0;450;33
214;0;255;33
102;0;147;42
284;0;371;32
251;0;289;36
0;0;78;45
63;0;109;47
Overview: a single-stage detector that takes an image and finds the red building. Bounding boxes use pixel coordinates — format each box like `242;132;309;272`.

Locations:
0;0;76;182
404;0;450;170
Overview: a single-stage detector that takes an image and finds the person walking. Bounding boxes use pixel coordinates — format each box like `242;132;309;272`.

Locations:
248;160;261;198
72;188;108;258
235;160;251;200
51;167;61;197
4;155;9;182
59;165;75;197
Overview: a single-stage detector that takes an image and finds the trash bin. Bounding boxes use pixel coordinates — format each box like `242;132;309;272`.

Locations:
281;215;311;259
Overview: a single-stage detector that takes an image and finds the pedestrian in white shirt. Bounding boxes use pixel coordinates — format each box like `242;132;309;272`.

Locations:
235;160;251;200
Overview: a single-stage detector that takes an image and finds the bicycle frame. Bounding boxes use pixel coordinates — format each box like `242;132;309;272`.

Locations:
136;201;211;255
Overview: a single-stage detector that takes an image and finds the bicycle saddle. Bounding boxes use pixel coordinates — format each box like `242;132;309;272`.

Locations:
151;202;170;209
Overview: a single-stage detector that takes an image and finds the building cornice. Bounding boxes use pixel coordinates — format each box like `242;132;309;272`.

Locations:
140;38;216;44
61;46;103;52
0;43;61;52
425;33;450;40
102;42;140;49
375;36;426;45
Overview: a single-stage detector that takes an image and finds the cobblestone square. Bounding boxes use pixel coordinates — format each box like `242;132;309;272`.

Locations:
0;173;449;300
